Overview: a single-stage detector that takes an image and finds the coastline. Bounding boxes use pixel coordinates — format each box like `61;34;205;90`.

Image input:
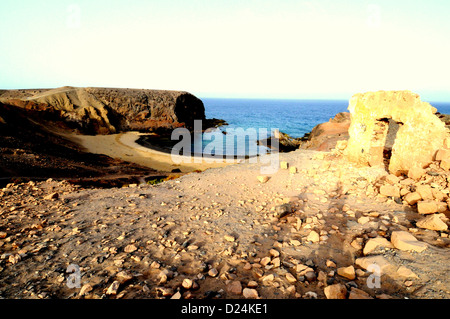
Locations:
62;131;234;173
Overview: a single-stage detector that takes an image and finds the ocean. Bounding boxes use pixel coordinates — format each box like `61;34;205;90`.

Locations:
178;98;450;157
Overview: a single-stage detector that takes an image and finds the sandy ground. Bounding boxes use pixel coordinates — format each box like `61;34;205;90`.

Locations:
1;149;448;299
63;132;233;173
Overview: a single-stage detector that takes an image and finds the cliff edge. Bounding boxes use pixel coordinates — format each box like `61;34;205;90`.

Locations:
0;86;205;135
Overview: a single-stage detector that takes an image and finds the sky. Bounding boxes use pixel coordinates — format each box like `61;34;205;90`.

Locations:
0;0;449;101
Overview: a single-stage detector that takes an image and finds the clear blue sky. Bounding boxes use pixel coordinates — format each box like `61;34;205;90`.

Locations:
0;0;449;101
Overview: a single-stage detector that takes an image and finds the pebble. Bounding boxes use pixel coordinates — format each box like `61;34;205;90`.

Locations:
243;288;259;299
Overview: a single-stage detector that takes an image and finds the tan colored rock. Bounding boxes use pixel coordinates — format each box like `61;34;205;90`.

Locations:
124;244;137;253
285;273;297;283
344;91;448;175
396;266;419;279
390;231;427;252
355;255;395;274
289;166;297;174
257;175;270;183
227;280;242;295
324;284;347;299
106;281;120;295
358;216;370;225
116;271;133;284
385;174;400;184
348;287;373;299
337;265;356;280
307;230;320;243
404;192;421;205
79;283;93;296
224;235;235;242
407;166;426;181
435;148;450;161
417;201;439;215
379;185;400;197
363;237;394;255
243;288;259;299
416;185;434;200
182;278;193;289
416;214;448;231
280;161;289;170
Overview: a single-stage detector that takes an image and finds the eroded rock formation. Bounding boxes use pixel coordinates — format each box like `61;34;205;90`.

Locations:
0;86;205;134
343;91;450;175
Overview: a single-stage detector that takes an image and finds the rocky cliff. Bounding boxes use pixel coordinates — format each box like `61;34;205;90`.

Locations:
0;86;205;135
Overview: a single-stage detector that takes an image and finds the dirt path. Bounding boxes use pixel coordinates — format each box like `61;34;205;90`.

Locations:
0;149;448;299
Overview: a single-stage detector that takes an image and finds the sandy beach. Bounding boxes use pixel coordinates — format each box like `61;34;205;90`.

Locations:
63;131;234;173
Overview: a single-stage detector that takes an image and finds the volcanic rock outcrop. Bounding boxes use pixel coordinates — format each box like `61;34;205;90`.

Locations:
343;90;450;175
0;86;205;135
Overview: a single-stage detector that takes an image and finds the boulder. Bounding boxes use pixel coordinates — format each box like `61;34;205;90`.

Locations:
344;91;448;175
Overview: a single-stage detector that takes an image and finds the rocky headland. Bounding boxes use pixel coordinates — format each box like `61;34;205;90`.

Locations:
0;89;448;300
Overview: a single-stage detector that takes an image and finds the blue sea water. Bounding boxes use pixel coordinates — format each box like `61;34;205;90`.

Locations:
189;98;450;157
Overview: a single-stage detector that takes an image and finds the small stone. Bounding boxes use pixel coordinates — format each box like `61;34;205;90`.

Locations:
285;273;297;283
106;281;120;295
385;174;400;184
257;176;270;183
150;261;161;269
289;166;297;174
404;281;413;287
416;185;434;201
324;284;347;299
363;237;394;255
171;291;182;299
416;214;448;231
227;280;242;295
271;257;280;268
280;161;289;170
326;260;337;268
355;256;395;274
0;232;7;239
208;268;218;277
262;274;274;283
274;203;292;218
358;216;370;225
182;278;193;289
247;280;258;288
379;185;400;197
79;283;93;296
348;287;373;299
307;230;320;243
224;235;235;242
44;192;59;200
417;201;439;215
124;244;137;253
116;271;133;284
243;288;259;299
337;265;356;280
404;192;421;205
260;257;271;266
397;266;419;279
269;249;280;257
390;231;428;252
